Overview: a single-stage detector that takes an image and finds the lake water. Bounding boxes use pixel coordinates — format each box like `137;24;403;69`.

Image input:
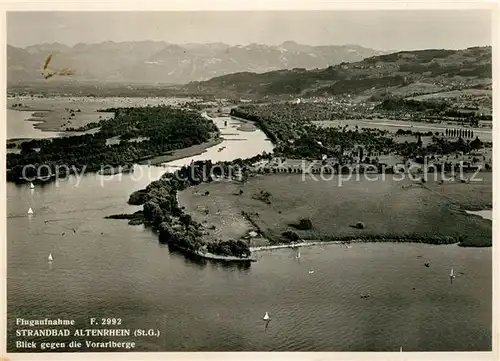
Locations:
7;109;62;140
465;210;493;221
6;113;492;352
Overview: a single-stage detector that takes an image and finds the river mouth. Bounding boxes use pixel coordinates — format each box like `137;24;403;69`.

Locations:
6;100;492;352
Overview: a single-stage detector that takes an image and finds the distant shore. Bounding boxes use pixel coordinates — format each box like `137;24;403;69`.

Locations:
8;102;113;133
9;107;63;132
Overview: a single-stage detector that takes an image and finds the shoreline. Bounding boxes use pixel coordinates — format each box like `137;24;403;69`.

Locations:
137;137;224;166
8;107;60;132
249;223;494;253
186;247;256;262
8;105;112;133
250;238;458;253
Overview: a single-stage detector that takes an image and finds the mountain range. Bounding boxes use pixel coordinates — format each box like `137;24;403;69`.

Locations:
183;46;492;99
7;41;387;85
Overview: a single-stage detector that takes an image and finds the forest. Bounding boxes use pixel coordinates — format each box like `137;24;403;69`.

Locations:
127;153;272;259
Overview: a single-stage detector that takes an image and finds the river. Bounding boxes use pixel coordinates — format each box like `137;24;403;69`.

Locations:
6;111;491;352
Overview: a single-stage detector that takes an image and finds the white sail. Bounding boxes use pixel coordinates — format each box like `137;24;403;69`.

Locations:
450;268;454;277
296;248;300;258
48;253;53;262
27;207;34;215
263;312;270;321
29;182;35;189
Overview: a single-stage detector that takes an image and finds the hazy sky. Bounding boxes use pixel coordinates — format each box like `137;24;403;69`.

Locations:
7;10;492;50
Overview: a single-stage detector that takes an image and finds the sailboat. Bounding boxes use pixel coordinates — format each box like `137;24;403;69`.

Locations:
29;182;35;189
263;312;270;321
27;207;34;215
48;253;53;262
450;268;455;284
296;247;301;259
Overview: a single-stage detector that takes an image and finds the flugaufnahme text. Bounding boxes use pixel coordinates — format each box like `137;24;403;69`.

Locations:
16;318;75;327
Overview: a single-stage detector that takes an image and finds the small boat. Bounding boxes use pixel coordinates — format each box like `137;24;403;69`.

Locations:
296;248;301;259
29;182;35;189
308;270;314;274
48;253;53;262
27;207;34;215
263;312;270;321
450;268;455;284
400;346;403;352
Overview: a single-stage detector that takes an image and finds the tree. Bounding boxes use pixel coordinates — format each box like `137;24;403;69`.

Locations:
179;214;192;230
143;200;164;225
298;218;313;230
355;221;365;229
282;230;300;243
470;136;482;150
416;135;423;148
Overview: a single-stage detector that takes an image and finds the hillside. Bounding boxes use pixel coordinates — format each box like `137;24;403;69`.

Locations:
7;41;385;85
183;47;492;100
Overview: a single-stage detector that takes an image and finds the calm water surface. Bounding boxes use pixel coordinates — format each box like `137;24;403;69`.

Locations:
465;210;493;221
6;113;491;352
7;109;62;140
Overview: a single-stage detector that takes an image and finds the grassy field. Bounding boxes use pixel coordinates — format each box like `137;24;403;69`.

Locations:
178;172;492;247
409;89;491;101
178;180;255;242
313;118;492;136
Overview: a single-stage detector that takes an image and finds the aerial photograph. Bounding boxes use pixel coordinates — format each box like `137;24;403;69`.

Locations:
5;9;493;353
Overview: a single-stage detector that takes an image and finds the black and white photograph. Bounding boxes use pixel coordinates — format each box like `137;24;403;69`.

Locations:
3;3;496;355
